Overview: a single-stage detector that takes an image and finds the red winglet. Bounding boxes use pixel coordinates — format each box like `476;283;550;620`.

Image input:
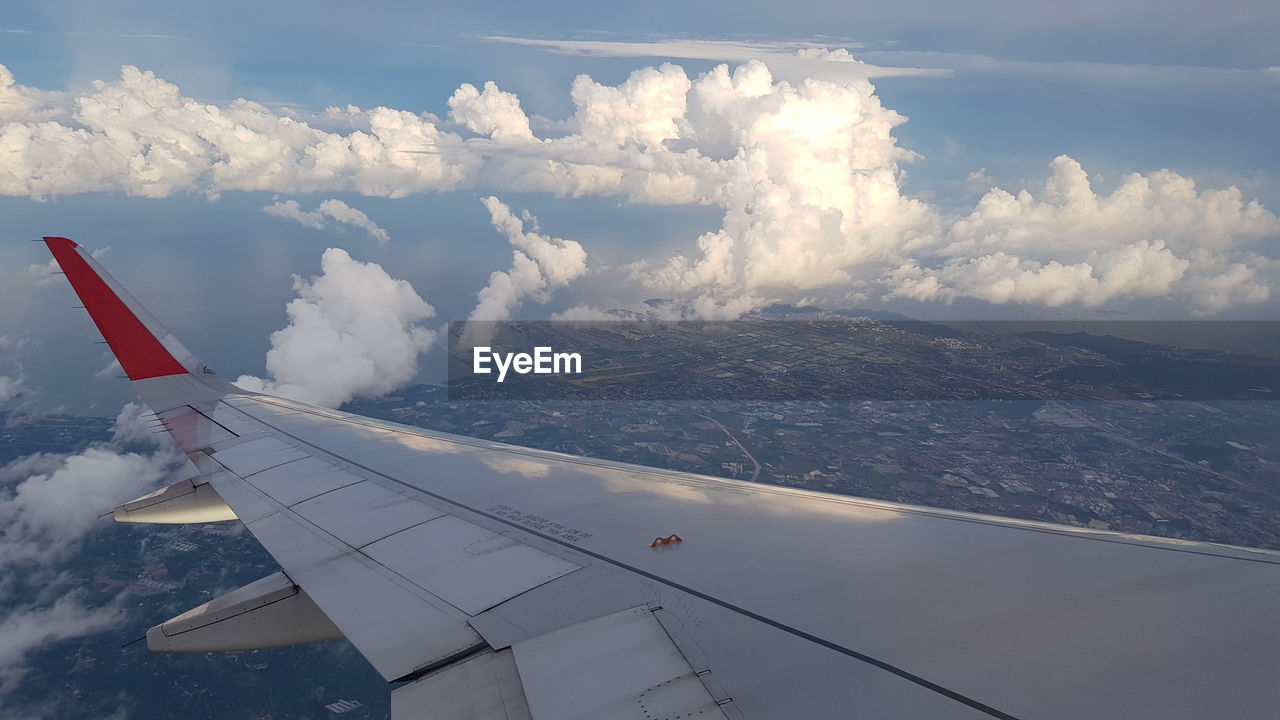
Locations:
44;237;188;380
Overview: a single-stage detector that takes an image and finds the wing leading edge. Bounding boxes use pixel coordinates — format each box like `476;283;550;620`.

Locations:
43;237;1280;720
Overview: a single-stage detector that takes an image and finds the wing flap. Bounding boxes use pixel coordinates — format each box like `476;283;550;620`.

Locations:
392;649;532;720
511;606;727;720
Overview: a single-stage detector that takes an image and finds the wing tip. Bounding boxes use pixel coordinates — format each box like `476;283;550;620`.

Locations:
43;235;190;381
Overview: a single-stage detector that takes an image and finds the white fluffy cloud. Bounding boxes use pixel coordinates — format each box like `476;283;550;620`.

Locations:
572;64;692;148
1;56;1277;315
0;66;472;199
0;403;181;570
944;156;1278;256
447;81;533;143
640;60;936;298
885;156;1279;312
234;248;437;408
0;65;65;123
263;198;391;245
468;197;589;324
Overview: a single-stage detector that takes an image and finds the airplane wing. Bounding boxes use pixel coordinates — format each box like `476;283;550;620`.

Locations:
43;236;1280;719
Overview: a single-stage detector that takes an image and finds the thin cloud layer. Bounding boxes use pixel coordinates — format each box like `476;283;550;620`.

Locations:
483;37;949;82
234;248;437;408
857;50;1280;87
0;402;184;693
263;198;391;245
0;595;119;695
0;53;1276;315
0;375;22;407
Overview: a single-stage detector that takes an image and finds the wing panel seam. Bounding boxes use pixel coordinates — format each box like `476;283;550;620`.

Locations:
220;399;1025;720
235;396;1278;565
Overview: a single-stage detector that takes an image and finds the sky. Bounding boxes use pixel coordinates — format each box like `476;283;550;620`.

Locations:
0;1;1277;697
1;0;1279;413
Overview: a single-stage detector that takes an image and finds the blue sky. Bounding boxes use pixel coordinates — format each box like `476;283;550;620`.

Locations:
2;0;1278;412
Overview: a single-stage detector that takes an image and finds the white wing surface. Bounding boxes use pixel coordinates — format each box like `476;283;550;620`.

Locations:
43;237;1280;719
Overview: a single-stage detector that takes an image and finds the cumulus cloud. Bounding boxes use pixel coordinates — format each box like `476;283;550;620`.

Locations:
234;248;437;408
639;59;936;294
944;156;1278;256
0;65;472;199
0;65;66;123
2;55;1277;315
572;64;692;148
447;81;533;143
467;197;589;325
263;198;391;245
885;156;1280;312
0;403;181;570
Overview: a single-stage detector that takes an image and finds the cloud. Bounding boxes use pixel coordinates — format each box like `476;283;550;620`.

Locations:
884;156;1280;312
0;65;472;200
1;56;1276;316
263;198;391;245
93;357;123;380
857;50;1280;87
28;246;108;287
0;402;182;698
0;595;120;695
572;64;692;148
447;81;534;143
549;294;767;321
0;376;24;408
483;37;948;82
234;248;437;408
0;336;29;410
0;403;182;571
638;59;936;295
887;242;1189;308
550;304;629;321
945;156;1278;256
0;66;66;123
467;198;589;333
